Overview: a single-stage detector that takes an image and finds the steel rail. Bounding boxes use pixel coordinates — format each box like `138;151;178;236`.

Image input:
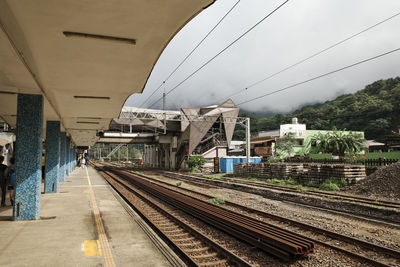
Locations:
96;167;253;267
157;170;400;225
98;165;315;260
171;171;400;209
122;167;400;267
219;176;400;208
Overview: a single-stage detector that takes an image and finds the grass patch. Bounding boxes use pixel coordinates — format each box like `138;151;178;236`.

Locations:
209;197;225;205
176;182;182;187
244;177;259;181
295;185;308;193
203;174;223;180
265;178;298;187
365;152;400;159
264;178;311;193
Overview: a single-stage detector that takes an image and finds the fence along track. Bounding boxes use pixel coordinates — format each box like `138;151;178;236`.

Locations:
98;165;315;261
126;169;400;267
97;168;252;267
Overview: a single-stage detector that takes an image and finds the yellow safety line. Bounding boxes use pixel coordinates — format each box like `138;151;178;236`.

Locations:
85;168;116;267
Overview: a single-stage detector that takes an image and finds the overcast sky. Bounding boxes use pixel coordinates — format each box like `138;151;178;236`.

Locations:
125;0;400;114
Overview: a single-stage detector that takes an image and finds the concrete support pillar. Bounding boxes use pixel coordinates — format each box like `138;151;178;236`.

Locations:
165;146;169;169
59;132;66;182
73;148;76;169
66;138;70;177
44;121;60;193
68;146;72;174
14;94;43;220
170;147;176;170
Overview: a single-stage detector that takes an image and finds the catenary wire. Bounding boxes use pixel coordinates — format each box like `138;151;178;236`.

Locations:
216;11;400;103
148;0;290;108
139;0;241;108
237;47;400;106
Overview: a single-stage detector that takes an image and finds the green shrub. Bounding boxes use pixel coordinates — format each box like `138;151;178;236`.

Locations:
209;197;225;205
284;179;297;186
336;178;348;188
319;180;340;191
267;156;283;163
176;182;182;187
319;178;348;191
186;155;206;169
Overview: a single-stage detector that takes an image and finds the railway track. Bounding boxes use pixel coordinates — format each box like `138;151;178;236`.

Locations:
95;164;315;264
169;171;400;209
114;167;400;267
150;170;400;226
97;168;252;266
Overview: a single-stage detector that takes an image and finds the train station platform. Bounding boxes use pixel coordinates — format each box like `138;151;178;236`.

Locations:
0;166;178;267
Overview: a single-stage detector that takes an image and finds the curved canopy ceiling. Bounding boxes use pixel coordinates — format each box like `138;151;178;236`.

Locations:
0;0;214;146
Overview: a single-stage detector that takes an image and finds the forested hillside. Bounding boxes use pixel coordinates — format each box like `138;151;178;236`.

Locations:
234;77;400;141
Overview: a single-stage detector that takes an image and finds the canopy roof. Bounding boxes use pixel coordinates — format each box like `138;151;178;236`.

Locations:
0;0;214;146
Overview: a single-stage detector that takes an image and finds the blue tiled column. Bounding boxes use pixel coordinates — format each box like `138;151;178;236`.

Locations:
69;146;72;173
44;121;60;193
73;148;76;169
59;132;66;182
69;144;72;174
14;94;43;220
65;138;70;177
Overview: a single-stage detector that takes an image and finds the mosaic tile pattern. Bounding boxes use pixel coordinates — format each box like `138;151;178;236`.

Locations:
66;138;70;177
14;94;43;220
68;145;72;174
59;132;66;182
44;121;60;193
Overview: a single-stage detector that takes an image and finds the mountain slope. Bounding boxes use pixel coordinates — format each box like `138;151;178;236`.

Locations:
236;77;400;141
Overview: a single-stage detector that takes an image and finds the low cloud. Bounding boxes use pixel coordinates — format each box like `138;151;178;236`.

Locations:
125;0;400;114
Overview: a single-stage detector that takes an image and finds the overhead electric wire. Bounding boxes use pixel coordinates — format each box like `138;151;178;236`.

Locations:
139;0;241;108
148;0;291;108
216;10;400;103
237;47;400;106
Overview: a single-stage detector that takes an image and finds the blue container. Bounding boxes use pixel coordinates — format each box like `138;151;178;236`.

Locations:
250;157;262;163
239;157;247;163
232;157;241;165
219;157;226;173
225;157;234;173
219;157;235;173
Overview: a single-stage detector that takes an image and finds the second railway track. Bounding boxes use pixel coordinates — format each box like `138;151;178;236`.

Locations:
103;164;400;267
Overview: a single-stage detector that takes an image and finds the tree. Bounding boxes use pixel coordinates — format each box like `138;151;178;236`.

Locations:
314;129;365;157
186;155;206;172
276;133;297;158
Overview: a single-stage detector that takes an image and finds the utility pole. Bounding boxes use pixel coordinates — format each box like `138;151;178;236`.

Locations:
245;117;251;163
163;91;166;134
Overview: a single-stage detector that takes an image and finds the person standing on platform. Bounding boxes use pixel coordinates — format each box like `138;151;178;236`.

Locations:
81;156;86;168
0;156;8;207
7;157;15;206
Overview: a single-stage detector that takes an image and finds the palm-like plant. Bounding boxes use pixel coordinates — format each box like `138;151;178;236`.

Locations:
315;128;365;157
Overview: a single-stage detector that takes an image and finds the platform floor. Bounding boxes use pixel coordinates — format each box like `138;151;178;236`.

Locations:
0;166;175;267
